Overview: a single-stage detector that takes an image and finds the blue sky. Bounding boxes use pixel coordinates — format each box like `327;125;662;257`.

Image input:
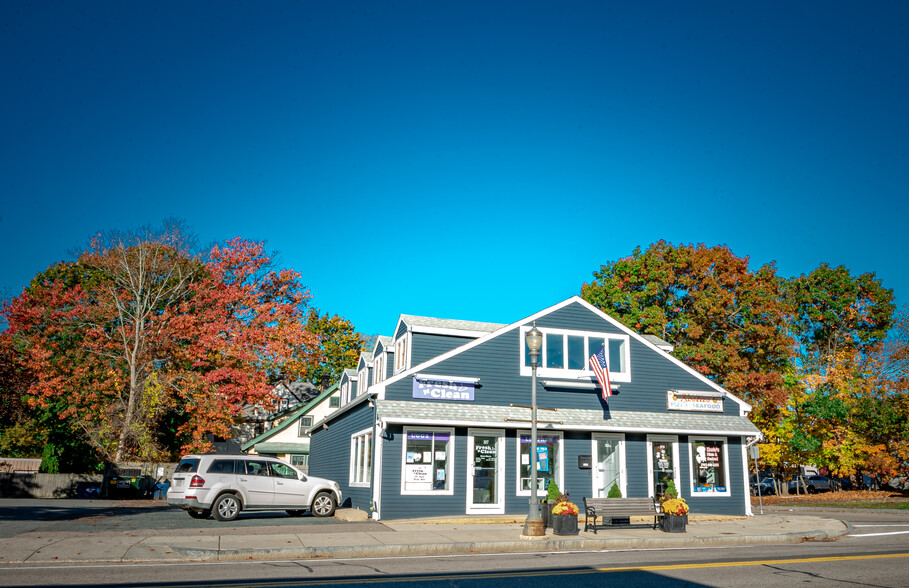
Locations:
2;1;907;337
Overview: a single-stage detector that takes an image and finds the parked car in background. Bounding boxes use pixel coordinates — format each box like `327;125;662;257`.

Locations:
788;474;831;494
750;477;776;496
167;454;342;522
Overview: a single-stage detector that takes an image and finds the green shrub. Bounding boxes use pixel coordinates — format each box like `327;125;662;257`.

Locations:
607;483;622;498
546;479;561;502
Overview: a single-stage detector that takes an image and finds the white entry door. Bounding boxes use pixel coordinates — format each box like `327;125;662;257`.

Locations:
467;429;505;514
592;434;626;498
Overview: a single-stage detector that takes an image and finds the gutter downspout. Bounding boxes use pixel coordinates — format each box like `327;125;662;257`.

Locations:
743;434;763;516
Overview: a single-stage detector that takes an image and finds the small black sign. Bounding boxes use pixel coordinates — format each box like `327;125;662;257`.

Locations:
578;455;592;469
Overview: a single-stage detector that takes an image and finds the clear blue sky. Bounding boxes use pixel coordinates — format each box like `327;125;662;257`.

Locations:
2;1;907;337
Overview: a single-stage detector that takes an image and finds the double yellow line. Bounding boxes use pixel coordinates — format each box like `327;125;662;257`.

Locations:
236;553;909;586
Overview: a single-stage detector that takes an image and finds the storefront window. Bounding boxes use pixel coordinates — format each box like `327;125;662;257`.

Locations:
691;438;729;495
517;432;562;495
402;429;453;494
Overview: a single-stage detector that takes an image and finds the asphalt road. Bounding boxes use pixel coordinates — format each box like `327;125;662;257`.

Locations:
0;499;383;538
1;503;907;587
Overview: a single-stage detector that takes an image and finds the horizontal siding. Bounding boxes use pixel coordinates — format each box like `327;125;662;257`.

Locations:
411;333;477;367
309;402;375;510
387;301;740;416
376;426;746;519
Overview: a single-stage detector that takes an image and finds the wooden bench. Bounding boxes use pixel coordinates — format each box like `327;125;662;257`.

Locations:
583;497;663;533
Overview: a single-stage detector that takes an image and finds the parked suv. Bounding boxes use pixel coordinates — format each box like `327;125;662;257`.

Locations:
788;474;831;494
166;455;342;522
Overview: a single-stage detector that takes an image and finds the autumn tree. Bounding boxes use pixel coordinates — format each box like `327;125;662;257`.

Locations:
303;309;364;387
166;238;320;451
780;265;896;478
3;224;320;461
581;241;794;409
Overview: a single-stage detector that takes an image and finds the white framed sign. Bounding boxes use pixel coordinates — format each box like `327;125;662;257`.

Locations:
667;390;723;413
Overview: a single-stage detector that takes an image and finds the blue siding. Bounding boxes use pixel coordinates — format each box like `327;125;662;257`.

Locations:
386;301;740;417
309;402;375;510
410;333;477;367
324;299;752;520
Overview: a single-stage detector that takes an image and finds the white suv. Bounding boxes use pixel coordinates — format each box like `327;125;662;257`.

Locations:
167;455;342;522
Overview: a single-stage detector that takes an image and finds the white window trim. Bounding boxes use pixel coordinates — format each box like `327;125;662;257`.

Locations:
466;428;506;514
349;427;373;488
646;434;680;499
373;355;384;385
515;430;564;497
394;335;409;374
400;426;455;496
358;368;368;395
591;433;626;498
518;326;631;383
689;436;732;497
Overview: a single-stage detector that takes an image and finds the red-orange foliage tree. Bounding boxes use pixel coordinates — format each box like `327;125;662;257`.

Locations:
581;241;794;411
3;225;319;461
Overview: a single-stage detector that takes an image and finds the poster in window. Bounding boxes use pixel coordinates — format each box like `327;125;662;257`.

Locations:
405;464;433;491
536;446;549;472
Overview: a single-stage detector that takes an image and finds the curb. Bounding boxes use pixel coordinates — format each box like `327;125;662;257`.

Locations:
168;524;851;562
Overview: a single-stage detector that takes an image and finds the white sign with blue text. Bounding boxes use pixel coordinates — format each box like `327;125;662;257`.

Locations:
412;376;475;401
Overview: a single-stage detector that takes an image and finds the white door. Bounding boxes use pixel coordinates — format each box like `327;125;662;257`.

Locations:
592;434;625;498
467;429;505;514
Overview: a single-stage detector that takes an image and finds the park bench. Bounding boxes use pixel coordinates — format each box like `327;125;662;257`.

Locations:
583;496;663;533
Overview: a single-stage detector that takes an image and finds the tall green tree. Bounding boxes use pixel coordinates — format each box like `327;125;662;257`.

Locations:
780;265;895;476
303;309;364;386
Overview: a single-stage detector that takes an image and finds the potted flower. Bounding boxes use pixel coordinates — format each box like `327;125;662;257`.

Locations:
542;479;561;528
659;497;689;533
551;494;580;535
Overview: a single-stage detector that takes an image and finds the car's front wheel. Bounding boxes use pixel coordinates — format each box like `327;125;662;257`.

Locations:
213;493;242;522
311;491;336;517
187;508;211;519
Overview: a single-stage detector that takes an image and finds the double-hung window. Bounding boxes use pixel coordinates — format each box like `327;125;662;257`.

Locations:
374;356;384;385
395;337;408;373
298;416;314;437
349;429;373;487
401;428;453;495
519;326;631;382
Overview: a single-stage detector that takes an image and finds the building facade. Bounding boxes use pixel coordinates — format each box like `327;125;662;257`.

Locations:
309;297;760;520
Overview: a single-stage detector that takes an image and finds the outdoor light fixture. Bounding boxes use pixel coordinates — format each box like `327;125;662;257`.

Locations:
522;322;545;538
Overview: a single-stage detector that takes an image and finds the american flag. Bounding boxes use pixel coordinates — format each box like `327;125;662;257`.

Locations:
589;344;612;401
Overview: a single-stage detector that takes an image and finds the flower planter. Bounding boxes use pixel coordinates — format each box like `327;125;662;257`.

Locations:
552;514;579;535
661;513;688;533
542;503;554;528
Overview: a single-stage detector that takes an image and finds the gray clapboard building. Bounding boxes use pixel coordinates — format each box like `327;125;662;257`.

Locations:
308;296;760;520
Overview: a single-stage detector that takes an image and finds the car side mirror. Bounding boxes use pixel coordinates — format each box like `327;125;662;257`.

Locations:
300;474;307;482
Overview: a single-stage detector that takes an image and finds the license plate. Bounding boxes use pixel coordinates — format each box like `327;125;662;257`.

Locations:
175;479;184;488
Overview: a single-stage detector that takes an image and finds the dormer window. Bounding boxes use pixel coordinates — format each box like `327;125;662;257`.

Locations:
519;326;631;382
394;337;408;373
374;356;384;385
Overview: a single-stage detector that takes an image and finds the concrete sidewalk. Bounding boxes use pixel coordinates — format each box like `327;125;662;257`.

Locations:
0;512;850;564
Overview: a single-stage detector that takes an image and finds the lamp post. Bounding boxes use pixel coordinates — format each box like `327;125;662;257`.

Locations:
522;323;545;537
